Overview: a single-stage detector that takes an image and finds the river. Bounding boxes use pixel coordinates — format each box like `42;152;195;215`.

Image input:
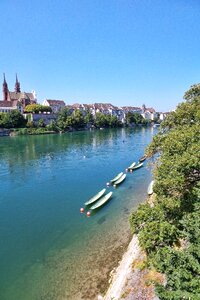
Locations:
0;127;156;300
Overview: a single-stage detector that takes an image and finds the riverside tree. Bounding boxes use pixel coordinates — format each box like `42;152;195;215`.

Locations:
57;108;85;130
0;110;26;128
94;112;122;128
125;112;145;125
129;84;200;299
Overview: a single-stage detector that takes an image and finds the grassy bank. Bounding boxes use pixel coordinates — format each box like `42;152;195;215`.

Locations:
10;128;56;136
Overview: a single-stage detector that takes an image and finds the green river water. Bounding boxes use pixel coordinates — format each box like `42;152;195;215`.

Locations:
0;127;156;300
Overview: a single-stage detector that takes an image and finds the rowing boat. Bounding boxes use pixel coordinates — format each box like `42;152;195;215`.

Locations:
84;188;106;205
131;162;143;170
110;172;123;183
128;162;136;169
139;155;147;162
114;173;126;185
90;191;113;210
147;180;154;195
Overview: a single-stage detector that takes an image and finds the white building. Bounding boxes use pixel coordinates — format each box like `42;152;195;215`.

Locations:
0;101;23;113
141;105;158;121
60;102;158;123
159;112;170;121
43;99;66;113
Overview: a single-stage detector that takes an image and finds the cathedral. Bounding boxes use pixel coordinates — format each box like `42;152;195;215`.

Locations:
0;74;37;113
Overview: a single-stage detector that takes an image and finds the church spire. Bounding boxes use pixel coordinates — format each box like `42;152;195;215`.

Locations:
15;73;21;93
3;73;8;101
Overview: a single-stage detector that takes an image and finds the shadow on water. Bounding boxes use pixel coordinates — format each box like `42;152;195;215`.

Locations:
97;215;107;225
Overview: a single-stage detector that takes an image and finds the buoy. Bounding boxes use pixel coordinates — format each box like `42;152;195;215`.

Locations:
80;207;84;213
87;211;91;217
106;182;110;186
113;184;116;188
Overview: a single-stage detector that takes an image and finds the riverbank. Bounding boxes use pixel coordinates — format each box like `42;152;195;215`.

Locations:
0;123;154;137
101;194;163;300
103;235;140;300
102;90;199;300
101;236;161;300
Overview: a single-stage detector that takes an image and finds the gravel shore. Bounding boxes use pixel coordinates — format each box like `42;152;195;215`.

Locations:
100;233;160;300
102;235;140;300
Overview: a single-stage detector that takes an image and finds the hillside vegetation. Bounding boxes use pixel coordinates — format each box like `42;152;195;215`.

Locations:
130;84;200;299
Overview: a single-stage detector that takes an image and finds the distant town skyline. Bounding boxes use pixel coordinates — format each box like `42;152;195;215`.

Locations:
1;1;200;111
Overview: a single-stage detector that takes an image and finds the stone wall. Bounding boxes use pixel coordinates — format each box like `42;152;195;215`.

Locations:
23;113;57;125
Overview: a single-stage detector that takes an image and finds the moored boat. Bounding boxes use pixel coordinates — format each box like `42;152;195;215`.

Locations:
114;173;126;186
147;180;154;195
110;172;123;183
90;191;113;210
84;188;106;205
128;162;136;169
139;155;147;162
131;162;143;170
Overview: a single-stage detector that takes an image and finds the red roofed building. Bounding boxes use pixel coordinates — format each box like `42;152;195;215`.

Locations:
141;104;157;120
0;74;37;113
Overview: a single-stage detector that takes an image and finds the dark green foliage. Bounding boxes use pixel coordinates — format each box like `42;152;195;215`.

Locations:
155;284;200;300
16;127;56;135
150;125;200;200
159;96;200;131
68;110;85;129
94;112;108;128
56;107;71;130
94;112;122;128
37;118;45;127
125;112;145;125
184;83;200;102
46;120;59;132
84;110;94;124
56;109;122;131
130;84;200;299
129;202;166;234
0;110;26;128
139;221;179;253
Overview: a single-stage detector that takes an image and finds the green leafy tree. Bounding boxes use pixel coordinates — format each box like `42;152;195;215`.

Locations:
139;221;179;253
37;119;45;128
71;109;85;129
94;112;108;128
157;99;200;131
93;113;122;128
26;121;34;128
56;107;72;130
108;115;122;127
129;84;200;298
184;83;200;102
125;112;144;125
0;110;26;128
84;110;94;124
24;104;52;113
46;120;58;131
57;108;86;130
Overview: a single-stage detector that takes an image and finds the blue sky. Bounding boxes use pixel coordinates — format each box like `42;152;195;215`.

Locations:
0;0;200;111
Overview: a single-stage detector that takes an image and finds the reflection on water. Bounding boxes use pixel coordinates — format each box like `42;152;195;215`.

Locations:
0;127;156;300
